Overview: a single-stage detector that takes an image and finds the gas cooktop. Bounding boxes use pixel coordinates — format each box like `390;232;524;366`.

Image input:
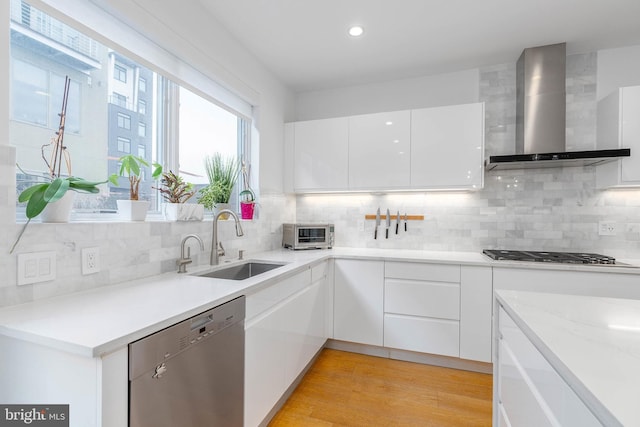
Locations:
483;249;617;265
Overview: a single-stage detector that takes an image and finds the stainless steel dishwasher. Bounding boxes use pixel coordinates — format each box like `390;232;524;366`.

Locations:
129;295;245;427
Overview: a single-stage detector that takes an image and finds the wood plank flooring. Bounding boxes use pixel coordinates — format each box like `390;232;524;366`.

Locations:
269;349;492;427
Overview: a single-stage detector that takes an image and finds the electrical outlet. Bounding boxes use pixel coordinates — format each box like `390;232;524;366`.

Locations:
82;247;100;275
17;252;56;285
598;221;617;236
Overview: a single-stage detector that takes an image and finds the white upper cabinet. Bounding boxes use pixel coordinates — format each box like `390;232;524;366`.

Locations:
287;102;485;193
596;85;640;188
348;111;411;190
411;102;484;190
292;117;349;191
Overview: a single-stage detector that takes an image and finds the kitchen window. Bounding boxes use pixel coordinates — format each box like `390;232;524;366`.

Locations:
11;0;253;219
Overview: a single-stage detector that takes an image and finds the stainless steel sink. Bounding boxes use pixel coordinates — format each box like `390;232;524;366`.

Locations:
193;261;286;280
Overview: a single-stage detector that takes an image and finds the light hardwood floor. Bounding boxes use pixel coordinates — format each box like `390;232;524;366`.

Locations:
269;349;492;427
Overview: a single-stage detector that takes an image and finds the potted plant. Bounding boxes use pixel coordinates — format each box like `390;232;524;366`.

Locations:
239;158;255;220
154;170;203;221
197;153;240;219
109;154;162;221
11;76;106;253
239;189;255;220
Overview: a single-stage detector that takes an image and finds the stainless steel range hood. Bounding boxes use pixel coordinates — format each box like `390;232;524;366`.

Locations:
486;43;630;171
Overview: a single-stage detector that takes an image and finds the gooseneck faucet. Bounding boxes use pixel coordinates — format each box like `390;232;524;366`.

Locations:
211;209;244;265
177;234;204;273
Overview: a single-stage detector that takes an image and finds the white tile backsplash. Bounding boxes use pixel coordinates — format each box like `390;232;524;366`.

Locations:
0;192;295;307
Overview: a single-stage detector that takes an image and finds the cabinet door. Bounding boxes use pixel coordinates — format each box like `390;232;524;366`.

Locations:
348;110;411;189
334;259;384;346
597;85;640;187
620;86;640;183
293;117;349;191
460;266;493;363
411;103;484;189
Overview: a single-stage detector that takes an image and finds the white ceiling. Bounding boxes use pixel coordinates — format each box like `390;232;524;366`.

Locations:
198;0;640;93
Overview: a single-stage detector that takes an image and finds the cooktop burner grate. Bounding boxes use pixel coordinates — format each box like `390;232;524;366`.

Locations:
482;249;617;264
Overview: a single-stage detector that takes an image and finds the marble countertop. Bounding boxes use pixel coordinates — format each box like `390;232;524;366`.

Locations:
1;247;639;360
496;289;640;427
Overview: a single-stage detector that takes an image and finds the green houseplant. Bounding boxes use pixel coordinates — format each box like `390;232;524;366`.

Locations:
11;75;107;253
155;170;203;221
109;154;162;221
197;153;240;219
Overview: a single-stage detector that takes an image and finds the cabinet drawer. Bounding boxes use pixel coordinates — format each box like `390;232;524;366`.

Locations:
246;270;312;321
385;262;460;282
384;314;459;357
499;308;601;427
311;261;327;283
499;339;554;427
385;279;459;320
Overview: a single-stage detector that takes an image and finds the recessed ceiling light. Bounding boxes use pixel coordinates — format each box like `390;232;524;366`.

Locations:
348;26;364;37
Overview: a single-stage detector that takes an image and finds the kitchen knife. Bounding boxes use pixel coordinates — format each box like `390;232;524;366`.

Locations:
386;209;390;238
395;210;400;234
404;213;407;232
374;208;380;239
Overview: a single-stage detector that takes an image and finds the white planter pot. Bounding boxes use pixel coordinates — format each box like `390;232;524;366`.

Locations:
41;191;75;223
164;203;204;221
117;200;149;221
214;203;232;220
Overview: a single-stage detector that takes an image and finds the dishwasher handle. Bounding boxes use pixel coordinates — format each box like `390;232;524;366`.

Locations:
190;314;213;331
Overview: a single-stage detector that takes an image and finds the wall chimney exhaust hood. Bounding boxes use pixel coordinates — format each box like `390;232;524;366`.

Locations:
486;43;630;171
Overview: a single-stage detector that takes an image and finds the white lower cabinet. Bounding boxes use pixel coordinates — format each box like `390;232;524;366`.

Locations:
384;314;460;357
497;307;601;427
333;259;384;346
244;266;327;427
332;260;492;363
460;266;493;362
384;262;461;357
0;335;128;427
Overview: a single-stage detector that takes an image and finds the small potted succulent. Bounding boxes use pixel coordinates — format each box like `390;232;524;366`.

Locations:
109;154;162;221
154;170;203;221
197;153;240;219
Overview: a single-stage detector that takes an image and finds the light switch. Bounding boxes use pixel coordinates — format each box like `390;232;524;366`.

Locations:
17;252;56;286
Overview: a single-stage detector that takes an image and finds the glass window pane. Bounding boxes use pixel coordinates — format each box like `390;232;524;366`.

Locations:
11;59;48;126
178;87;239;186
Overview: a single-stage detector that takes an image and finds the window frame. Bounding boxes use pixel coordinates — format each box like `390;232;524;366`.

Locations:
117;112;131;130
114;63;127;83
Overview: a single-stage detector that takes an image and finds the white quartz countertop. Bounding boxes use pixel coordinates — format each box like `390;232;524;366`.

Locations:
1;247;639;360
496;289;640;427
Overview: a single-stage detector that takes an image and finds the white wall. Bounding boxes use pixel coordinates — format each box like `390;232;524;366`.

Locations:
597;45;640;100
295;68;479;120
0;1;296;307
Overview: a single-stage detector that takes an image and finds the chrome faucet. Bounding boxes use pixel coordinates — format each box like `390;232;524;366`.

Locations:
211;209;244;265
177;234;204;273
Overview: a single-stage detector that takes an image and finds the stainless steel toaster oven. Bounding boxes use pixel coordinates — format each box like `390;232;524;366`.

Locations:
282;223;334;250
